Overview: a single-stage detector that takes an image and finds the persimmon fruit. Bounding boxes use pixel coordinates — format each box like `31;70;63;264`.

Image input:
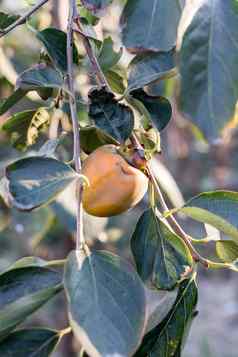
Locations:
82;145;149;217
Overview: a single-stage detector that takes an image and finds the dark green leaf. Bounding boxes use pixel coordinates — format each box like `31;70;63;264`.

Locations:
0;12;20;30
98;37;122;71
80;126;118;154
81;0;113;15
36;28;78;73
135;278;198;357
177;191;238;242
121;0;184;52
6;157;77;210
216;240;238;263
145;288;177;334
0;89;27;116
17;63;64;92
131;209;193;290
0;64;62;116
0;328;61;356
2;109;50;151
131;90;172;131
128;49;176;92
64;249;146;356
178;0;238;140
0;259;62;340
89;88;134;143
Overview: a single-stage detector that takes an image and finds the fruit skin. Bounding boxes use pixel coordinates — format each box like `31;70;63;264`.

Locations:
82;145;149;217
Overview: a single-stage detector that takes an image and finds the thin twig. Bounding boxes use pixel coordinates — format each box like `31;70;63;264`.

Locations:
0;0;50;38
131;133;209;267
148;169;209;267
73;17;110;89
67;0;85;250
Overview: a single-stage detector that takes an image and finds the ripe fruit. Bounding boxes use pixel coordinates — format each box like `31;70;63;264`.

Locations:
82;145;149;217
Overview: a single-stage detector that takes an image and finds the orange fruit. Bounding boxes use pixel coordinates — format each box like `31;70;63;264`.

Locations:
82;145;148;217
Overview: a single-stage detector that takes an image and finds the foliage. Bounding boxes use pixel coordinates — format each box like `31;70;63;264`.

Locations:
0;0;237;356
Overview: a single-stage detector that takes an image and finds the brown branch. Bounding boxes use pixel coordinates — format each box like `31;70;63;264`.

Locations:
73;17;110;89
70;11;208;266
67;0;84;250
0;0;50;38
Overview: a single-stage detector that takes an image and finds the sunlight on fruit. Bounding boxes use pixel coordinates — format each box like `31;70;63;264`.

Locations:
82;145;149;217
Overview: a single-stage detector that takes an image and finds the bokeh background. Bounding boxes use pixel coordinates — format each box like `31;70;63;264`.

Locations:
0;1;238;356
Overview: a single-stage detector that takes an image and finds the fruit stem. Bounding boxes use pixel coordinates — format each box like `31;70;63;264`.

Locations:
67;0;85;250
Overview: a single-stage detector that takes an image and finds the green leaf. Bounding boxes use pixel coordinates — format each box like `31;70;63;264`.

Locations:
0;259;63;340
88;88;134;143
145;288;177;334
135;278;198;357
98;37;122;71
36;28;78;73
139;129;161;155
0;328;61;356
64;249;146;356
128;49;176;92
0;89;27;116
0;12;20;30
78;5;99;25
131;90;172;131
80;126;118;154
177;191;238;242
105;70;125;94
178;0;238;140
2;108;50;151
6;157;77;210
81;0;113;15
4;257;52;271
216;240;238;263
0;64;63;115
121;0;184;52
131;209;193;290
17;63;64;92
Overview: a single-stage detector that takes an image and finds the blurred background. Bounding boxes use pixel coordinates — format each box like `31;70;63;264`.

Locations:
0;0;238;356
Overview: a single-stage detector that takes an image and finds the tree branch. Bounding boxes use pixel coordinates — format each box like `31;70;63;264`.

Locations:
73;17;110;89
67;0;85;250
69;10;208;266
0;0;50;38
